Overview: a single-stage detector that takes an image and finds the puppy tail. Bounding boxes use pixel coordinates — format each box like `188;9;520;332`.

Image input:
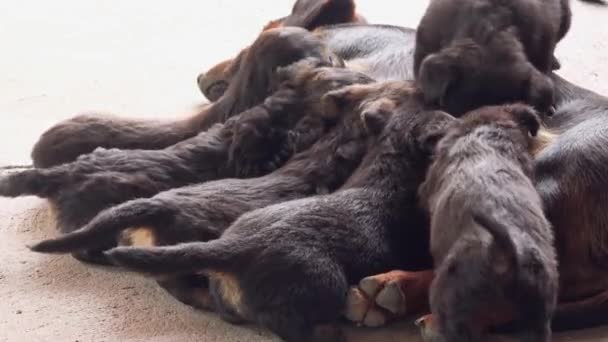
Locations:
29;198;174;253
105;239;247;275
0;168;64;198
472;211;519;278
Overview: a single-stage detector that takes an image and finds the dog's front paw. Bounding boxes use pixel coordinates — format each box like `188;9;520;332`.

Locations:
416;314;441;342
344;270;434;327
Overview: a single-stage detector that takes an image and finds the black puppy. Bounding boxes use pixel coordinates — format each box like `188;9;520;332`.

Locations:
414;0;572;115
1;61;363;263
31;27;342;168
102;82;454;342
417;104;558;342
28;74;376;310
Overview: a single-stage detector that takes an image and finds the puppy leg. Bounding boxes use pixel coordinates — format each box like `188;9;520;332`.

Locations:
31;113;200;168
553;288;608;330
0;167;67;198
526;68;556;116
157;275;215;311
253;260;349;342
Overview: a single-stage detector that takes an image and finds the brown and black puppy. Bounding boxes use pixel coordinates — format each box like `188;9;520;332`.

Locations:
1;61;365;263
414;0;572;116
417;104;558;342
31;27;342;168
100;82;454;342
27;73;376;310
198;0;367;102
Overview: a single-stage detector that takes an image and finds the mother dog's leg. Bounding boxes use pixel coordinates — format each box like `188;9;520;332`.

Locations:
536;113;608;330
32;26;338;168
344;270;433;327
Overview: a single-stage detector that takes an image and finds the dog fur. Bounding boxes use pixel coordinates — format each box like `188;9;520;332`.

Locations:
197;0;366;102
101;82;454;342
418;104;558;341
413;0;572;116
2;61;366;263
31;27;342;168
28;72;376;310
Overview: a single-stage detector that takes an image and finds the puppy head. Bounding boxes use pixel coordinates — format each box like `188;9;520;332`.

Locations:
459;103;548;155
417;39;483;115
198;0;365;102
331;81;455;155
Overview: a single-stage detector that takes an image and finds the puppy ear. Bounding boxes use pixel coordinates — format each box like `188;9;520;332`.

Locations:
284;0;358;30
418;53;457;107
360;99;395;135
321;87;353;120
507;105;542;137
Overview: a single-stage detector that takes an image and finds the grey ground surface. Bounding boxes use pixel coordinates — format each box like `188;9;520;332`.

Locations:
0;1;607;341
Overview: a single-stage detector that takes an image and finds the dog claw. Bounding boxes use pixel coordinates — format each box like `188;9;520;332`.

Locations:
359;276;381;297
375;281;406;314
416;315;439;342
362;307;387;328
344;287;368;323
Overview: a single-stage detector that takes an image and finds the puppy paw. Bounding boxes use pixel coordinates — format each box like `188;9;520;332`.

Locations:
344;286;390;327
344;270;433;327
416;314;441;342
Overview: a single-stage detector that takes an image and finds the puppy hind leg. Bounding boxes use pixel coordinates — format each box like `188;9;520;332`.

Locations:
254;259;349;342
0;168;67;198
526;68;556;116
157;275;215;311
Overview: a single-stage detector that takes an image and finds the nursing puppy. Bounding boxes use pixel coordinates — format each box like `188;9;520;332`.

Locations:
28;73;375;309
103;82;454;342
31;27;342;168
417;104;558;342
414;0;571;115
2;61;361;263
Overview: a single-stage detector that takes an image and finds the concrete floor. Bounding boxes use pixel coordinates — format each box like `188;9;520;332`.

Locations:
0;1;607;341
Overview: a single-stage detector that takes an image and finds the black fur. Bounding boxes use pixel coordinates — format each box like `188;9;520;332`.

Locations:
31;27;342;168
28;75;377;310
2;63;371;265
419;104;558;341
414;0;571;115
104;83;454;342
28;73;375;255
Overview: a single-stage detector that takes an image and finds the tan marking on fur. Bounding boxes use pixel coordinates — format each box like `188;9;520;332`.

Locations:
193;288;215;310
532;127;559;156
121;227;157;247
208;271;245;315
345;60;370;75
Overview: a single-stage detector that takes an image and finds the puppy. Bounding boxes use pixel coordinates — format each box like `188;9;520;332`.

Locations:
2;62;366;263
31;27;342;168
102;82;454;342
417;104;558;342
28;74;375;310
414;0;571;115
